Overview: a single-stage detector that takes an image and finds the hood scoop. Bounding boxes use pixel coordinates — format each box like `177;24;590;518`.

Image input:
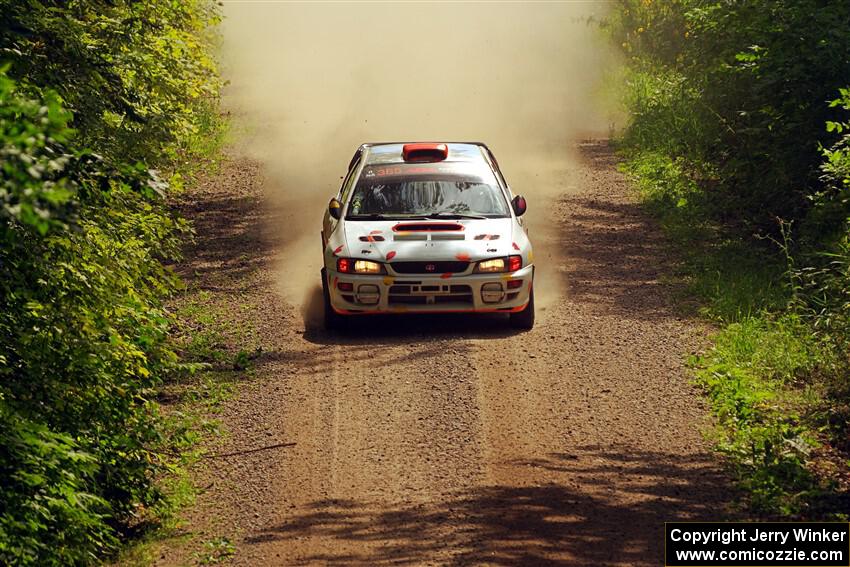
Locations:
393;222;464;232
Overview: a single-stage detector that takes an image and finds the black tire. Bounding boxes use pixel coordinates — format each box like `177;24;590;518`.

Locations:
509;287;535;330
321;268;345;331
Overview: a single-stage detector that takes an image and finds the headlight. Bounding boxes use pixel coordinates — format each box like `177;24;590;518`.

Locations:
337;258;384;274
354;259;382;274
474;255;522;273
476;258;506;273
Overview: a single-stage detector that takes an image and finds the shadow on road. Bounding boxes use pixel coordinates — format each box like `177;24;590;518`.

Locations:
174;192;272;293
244;446;734;566
556;142;680;322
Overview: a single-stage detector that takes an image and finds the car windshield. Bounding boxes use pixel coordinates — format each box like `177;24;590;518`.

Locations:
347;163;510;219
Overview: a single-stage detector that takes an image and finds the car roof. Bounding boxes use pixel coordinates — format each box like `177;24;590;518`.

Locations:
361;142;490;166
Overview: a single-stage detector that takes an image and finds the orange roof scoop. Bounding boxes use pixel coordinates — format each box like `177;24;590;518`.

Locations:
402;143;448;163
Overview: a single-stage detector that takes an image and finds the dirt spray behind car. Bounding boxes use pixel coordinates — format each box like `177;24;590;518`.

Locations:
220;2;616;324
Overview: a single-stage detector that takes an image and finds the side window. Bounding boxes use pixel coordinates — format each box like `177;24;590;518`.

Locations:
339;158;361;205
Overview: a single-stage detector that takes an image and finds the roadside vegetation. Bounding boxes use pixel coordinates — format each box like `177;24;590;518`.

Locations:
606;0;850;518
118;287;263;566
0;1;224;564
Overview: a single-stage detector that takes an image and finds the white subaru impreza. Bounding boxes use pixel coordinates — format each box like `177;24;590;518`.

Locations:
321;142;534;330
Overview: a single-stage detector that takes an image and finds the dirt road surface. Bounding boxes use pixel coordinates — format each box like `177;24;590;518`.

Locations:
160;141;732;566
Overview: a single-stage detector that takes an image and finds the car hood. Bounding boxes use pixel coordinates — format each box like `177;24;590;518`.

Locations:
342;218;517;263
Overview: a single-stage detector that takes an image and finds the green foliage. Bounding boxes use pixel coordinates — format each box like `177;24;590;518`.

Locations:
620;151;788;322
801;90;850;345
195;537;236;565
625;147;849;516
0;1;221;563
608;0;850;231
694;314;841;517
0;0;221;165
0;67;180;566
0;405;115;565
608;1;850;518
0;68;76;234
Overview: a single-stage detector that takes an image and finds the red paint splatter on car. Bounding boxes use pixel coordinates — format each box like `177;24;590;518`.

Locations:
386;250;397;260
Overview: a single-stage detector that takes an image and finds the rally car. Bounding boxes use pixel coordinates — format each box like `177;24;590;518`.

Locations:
320;142;534;330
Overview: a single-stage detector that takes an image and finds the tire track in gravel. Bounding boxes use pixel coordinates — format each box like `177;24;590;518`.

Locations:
157;140;733;567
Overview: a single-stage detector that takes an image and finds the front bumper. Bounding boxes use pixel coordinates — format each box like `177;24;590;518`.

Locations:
327;265;533;315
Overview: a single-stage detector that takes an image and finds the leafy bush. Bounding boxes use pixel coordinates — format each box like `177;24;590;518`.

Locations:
0;1;221;563
608;0;850;232
608;1;850;518
694;311;845;517
0;0;221;165
0;405;114;565
802;89;850;346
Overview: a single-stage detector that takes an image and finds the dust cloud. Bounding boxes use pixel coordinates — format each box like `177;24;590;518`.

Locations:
220;1;614;320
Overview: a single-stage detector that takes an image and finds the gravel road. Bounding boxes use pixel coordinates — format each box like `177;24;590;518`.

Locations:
159;140;732;566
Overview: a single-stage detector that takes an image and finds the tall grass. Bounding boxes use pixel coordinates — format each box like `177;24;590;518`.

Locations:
607;0;850;518
619;148;848;518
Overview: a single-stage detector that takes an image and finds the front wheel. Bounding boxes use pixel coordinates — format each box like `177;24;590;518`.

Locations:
321;268;345;331
509;287;535;330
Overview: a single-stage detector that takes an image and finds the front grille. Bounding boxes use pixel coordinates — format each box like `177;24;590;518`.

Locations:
388;284;473;307
390;261;469;274
389;284;472;294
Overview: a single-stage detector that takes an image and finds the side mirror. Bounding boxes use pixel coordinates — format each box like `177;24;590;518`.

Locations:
512;195;527;217
329;197;342;220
